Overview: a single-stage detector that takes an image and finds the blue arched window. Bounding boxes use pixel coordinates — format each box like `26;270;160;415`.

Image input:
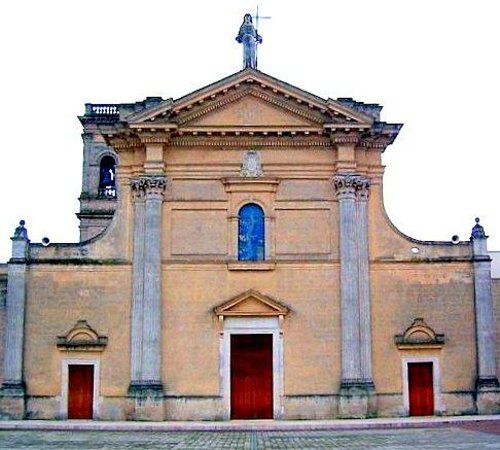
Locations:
238;203;265;261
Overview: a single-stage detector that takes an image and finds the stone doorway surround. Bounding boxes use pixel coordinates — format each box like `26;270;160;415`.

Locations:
60;359;100;420
395;318;445;416
401;356;442;416
214;289;289;420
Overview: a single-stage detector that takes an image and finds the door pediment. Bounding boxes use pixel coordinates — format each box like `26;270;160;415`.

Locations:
214;289;289;318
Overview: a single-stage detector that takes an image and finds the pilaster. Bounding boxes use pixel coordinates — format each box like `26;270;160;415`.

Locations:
127;175;167;420
142;177;166;385
333;175;361;386
0;221;30;419
129;182;146;384
356;178;375;390
470;218;500;414
333;175;375;418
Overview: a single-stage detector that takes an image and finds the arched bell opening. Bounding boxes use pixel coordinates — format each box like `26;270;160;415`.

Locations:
98;155;116;198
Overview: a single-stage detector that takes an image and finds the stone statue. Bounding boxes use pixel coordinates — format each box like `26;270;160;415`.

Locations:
471;217;487;239
236;13;262;69
13;220;29;240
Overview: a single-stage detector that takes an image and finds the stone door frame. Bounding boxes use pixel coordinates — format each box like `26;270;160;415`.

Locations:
60;358;100;419
401;355;442;416
220;317;284;420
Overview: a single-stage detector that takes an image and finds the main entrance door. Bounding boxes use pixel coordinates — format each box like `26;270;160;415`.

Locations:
230;334;273;419
408;362;434;416
68;364;94;419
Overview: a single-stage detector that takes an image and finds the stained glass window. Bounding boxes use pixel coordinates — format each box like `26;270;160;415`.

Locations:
238;203;265;261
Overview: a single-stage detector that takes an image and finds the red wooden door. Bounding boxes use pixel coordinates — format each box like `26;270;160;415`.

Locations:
231;334;273;419
68;365;94;419
408;362;434;416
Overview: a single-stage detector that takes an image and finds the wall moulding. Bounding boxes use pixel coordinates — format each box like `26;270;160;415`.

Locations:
222;177;280;193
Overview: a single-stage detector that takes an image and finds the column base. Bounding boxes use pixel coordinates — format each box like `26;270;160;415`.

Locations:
0;381;26;419
476;376;500;390
127;381;164;421
338;379;376;418
476;377;500;414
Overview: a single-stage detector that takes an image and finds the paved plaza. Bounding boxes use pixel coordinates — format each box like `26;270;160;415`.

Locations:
0;424;499;450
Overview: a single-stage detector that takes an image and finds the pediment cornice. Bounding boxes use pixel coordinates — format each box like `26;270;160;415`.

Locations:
126;69;373;127
98;70;401;151
175;86;327;127
214;289;289;318
57;320;108;352
394;318;445;350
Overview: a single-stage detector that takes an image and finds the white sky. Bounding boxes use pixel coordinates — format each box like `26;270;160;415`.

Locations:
0;0;499;262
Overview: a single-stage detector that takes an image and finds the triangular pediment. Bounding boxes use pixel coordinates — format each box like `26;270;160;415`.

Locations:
126;69;374;128
184;93;319;128
214;289;289;317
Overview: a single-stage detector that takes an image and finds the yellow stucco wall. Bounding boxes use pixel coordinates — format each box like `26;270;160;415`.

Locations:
24;266;131;397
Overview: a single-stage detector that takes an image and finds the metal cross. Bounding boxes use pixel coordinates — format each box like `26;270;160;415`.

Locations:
253;5;271;33
253;5;271;67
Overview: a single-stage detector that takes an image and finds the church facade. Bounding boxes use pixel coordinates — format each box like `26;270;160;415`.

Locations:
0;66;499;421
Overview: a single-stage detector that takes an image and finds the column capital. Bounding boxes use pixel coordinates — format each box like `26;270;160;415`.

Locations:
332;174;370;200
130;175;168;202
356;177;370;201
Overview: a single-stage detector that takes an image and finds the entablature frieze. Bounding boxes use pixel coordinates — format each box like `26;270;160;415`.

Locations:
105;130;400;153
329;131;361;146
169;135;332;147
137;132;171;145
360;136;392;151
106;135;142;151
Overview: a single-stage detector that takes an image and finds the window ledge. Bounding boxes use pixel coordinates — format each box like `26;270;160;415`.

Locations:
227;261;276;271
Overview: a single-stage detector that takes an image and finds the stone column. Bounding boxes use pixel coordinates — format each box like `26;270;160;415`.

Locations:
127;175;167;420
333;175;362;385
470;218;500;414
0;221;30;419
356;178;374;388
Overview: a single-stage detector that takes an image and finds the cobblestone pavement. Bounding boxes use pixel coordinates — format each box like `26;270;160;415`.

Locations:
0;427;499;450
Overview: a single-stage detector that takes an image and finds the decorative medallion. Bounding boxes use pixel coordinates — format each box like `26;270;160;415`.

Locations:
241;150;263;177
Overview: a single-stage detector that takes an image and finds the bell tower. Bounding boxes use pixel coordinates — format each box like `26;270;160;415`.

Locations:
77;104;120;241
77;98;164;241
